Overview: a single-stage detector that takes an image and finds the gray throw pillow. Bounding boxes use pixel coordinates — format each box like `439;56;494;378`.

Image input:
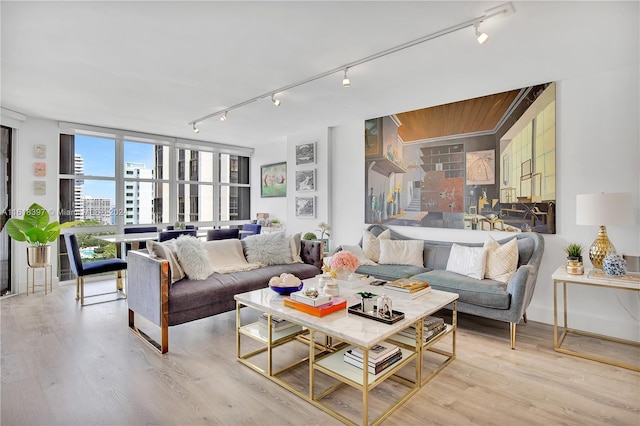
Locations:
243;232;293;265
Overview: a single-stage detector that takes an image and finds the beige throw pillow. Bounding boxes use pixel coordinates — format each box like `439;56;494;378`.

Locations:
484;236;519;283
362;229;390;263
289;233;303;263
446;243;486;280
147;239;185;284
379;239;424;267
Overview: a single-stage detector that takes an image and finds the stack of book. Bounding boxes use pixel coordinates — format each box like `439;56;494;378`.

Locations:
258;313;298;332
343;342;402;375
383;278;431;299
283;296;347;317
396;315;446;343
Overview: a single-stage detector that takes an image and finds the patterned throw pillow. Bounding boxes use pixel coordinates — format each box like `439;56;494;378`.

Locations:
362;229;391;263
484;236;519;283
446;243;486;280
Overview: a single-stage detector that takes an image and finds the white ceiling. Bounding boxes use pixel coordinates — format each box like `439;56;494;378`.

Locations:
1;1;637;148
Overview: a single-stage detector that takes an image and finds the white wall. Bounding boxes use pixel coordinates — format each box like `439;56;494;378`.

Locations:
3;116;62;292
253;129;331;241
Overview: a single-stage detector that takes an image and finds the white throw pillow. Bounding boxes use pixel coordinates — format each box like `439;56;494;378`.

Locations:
446;243;486;280
340;244;377;266
243;232;294;265
378;240;424;267
147;239;185;284
362;229;391;263
174;235;214;280
289;233;303;263
203;239;262;274
484;235;519;283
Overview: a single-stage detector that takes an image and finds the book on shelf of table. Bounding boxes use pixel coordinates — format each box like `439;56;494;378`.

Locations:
348;342;399;362
383;278;431;293
397;317;447;343
343;347;403;374
283;297;347;317
258;313;298;332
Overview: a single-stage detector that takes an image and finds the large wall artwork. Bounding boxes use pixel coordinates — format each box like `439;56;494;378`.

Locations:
364;82;556;234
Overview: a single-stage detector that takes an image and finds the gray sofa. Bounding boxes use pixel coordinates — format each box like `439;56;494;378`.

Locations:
127;239;323;353
350;225;544;349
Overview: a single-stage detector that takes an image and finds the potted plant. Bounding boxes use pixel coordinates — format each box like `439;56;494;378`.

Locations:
5;203;79;267
564;243;584;275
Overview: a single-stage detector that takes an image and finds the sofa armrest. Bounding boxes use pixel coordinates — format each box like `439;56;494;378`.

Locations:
127;250;169;327
506;264;536;321
301;240;323;271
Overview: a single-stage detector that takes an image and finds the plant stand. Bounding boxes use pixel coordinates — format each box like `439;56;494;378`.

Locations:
26;264;52;295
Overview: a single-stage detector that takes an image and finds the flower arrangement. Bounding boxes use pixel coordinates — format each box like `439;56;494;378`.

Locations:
330;250;360;272
317;222;331;239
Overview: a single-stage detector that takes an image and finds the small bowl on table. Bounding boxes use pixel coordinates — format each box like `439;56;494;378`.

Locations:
270;283;303;295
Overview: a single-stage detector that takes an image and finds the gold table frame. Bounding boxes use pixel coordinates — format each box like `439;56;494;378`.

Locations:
235;288;457;426
552;266;639;372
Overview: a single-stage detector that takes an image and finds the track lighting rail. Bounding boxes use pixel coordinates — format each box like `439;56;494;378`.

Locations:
189;2;515;130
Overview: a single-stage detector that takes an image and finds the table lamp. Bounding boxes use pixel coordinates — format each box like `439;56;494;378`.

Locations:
576;193;632;269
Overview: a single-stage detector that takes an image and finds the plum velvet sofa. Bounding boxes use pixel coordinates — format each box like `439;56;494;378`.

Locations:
346;224;544;349
127;236;323;353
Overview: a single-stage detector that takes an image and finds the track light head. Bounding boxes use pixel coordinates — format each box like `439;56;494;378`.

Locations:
192;123;200;134
271;94;281;107
342;68;350;87
220;111;228;122
475;22;489;44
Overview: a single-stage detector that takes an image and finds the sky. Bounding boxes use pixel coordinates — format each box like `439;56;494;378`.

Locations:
76;135;154;200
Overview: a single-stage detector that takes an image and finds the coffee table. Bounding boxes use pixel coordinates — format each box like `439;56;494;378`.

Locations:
234;280;458;425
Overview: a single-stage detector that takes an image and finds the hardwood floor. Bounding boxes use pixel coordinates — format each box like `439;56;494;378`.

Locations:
2;280;639;425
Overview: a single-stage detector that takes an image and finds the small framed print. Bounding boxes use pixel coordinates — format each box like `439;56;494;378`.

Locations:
34;181;46;195
295;169;316;191
260;162;287;198
295;196;316;218
34;162;46;177
34;144;46;158
295;142;316;166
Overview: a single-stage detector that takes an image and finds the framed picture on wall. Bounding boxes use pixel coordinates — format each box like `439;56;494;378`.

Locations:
295;169;316;191
295;142;316;165
260;162;287;197
295;196;316;218
34;144;46;158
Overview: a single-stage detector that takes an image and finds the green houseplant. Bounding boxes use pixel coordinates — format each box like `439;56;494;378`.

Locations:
5;203;79;267
564;243;584;275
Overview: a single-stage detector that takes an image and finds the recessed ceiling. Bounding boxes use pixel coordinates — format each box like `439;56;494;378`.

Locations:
1;1;637;147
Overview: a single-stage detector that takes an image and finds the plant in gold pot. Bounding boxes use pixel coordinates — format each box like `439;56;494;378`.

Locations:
564;243;584;275
5;203;79;267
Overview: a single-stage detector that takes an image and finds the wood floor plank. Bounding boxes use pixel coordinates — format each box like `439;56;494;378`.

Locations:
2;281;639;425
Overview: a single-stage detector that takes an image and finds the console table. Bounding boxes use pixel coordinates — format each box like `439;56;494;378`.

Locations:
552;266;640;371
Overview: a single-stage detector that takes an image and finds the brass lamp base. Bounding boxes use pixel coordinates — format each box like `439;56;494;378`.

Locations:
589;225;616;269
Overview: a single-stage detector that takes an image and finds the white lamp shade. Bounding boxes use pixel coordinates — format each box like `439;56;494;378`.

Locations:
576;193;632;226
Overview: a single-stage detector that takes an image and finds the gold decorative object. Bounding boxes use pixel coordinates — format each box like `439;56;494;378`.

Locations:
576;193;632;270
588;226;616;270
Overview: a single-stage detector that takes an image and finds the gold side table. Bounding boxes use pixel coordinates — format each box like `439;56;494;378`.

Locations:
552;266;639;371
26;264;53;295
